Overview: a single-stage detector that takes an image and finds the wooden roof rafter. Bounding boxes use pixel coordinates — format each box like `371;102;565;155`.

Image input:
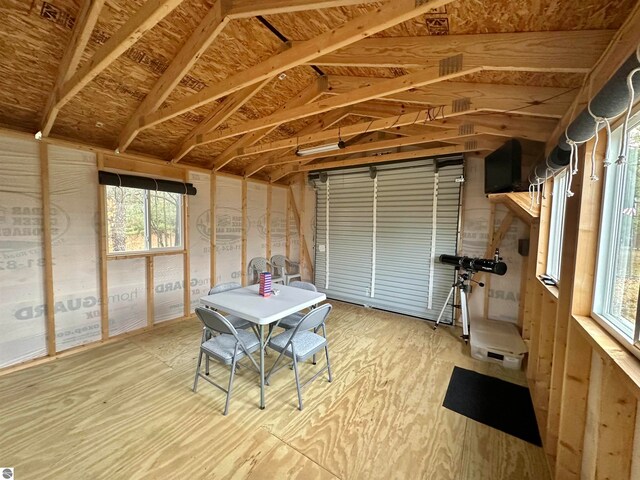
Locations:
40;0;186;137
209;75;330;171
243;106;352;177
117;0;233;152
545;0;640;155
301;30;615;72
294;141;493;173
134;0;457;132
330;77;577;118
170;78;273;163
40;0;106;136
198;61;484;149
264;116;556;181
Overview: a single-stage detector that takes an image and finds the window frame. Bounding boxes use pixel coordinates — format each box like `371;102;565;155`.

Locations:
105;185;184;256
546;170;568;284
593;113;640;354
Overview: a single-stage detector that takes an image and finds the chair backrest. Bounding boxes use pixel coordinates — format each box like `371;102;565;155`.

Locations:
208;282;241;295
248;257;270;284
289;281;317;292
271;255;287;273
195;306;236;336
294;303;332;334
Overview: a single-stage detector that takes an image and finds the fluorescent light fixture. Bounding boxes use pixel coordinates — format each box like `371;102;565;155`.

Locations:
295;140;345;157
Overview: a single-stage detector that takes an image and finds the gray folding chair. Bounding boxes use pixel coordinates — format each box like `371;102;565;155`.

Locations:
278;281;320;364
193;307;260;415
271;255;301;285
265;303;333;410
278;281;318;330
207;282;253;332
247;257;284;285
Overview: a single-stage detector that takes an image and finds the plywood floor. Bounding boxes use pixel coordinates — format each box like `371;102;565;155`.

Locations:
0;302;550;480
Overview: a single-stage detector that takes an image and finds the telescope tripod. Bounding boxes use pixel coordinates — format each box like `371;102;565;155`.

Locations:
433;270;483;343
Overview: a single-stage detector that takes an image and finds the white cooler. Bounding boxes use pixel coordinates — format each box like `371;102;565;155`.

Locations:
470;318;528;370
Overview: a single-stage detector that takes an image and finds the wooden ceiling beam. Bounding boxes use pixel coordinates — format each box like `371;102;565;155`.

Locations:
195;63;483;147
52;0;185;123
261;128;466;169
331;77;575;118
40;0;106;136
267;117;554;178
304;30;615;72
243;106;351;177
226;0;380;18
209;76;329;170
352;102;558;142
137;0;456;130
236;107;464;158
118;0;232;152
545;1;640;155
296;142;490;172
171;78;272;163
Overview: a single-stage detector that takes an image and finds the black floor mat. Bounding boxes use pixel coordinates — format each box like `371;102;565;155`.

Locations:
442;366;541;446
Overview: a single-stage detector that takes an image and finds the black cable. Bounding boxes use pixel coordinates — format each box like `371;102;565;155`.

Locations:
255;15;325;77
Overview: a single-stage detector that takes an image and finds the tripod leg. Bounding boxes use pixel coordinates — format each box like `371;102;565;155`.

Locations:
460;288;470;343
433;284;456;330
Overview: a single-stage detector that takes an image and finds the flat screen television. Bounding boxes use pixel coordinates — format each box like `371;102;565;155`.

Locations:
484;139;522;194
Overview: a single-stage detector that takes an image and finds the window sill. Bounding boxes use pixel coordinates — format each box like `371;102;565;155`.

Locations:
107;249;185;260
572;314;640;400
537;276;559;300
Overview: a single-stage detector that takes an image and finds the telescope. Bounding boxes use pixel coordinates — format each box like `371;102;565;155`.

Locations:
439;251;507;276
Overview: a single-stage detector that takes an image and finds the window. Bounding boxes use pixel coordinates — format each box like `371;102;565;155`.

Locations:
546;171;568;283
594;117;640;345
106;186;183;253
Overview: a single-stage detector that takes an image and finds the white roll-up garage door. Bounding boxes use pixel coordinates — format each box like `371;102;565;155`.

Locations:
314;158;463;323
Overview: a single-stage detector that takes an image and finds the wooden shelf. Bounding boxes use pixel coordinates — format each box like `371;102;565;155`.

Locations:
488;192;540;224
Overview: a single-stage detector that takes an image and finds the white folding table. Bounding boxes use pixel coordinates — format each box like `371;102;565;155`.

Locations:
200;284;326;409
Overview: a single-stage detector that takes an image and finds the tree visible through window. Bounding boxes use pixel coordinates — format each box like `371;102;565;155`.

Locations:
106;186;182;253
594;120;640;342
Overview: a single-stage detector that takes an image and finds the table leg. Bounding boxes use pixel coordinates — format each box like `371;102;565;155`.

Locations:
259;324;265;409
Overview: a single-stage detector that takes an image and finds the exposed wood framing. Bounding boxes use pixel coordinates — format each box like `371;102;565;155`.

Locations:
118;0;233;151
596;364;637;479
244;107;351;178
306;30;614;71
332;78;574;118
193;64;483;147
41;0;106;136
483;204;496;320
138;0;457;130
296;142;489;172
285;188;291;260
210;76;328;170
146;256;154;327
260;128;466;170
210;172;217;286
488;192;540;224
171;79;272;163
555;319;592;479
266;184;272;261
97;153;109;341
288;185;313;276
183;193;191;316
382;112;557;144
256;107;352;181
299;174;306;280
228;107;467;160
226;0;380;17
545;0;640;154
241;179;247;286
39;142;56;355
48;0;184;132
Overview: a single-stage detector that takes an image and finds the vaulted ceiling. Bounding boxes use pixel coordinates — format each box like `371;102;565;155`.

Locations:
0;0;638;181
